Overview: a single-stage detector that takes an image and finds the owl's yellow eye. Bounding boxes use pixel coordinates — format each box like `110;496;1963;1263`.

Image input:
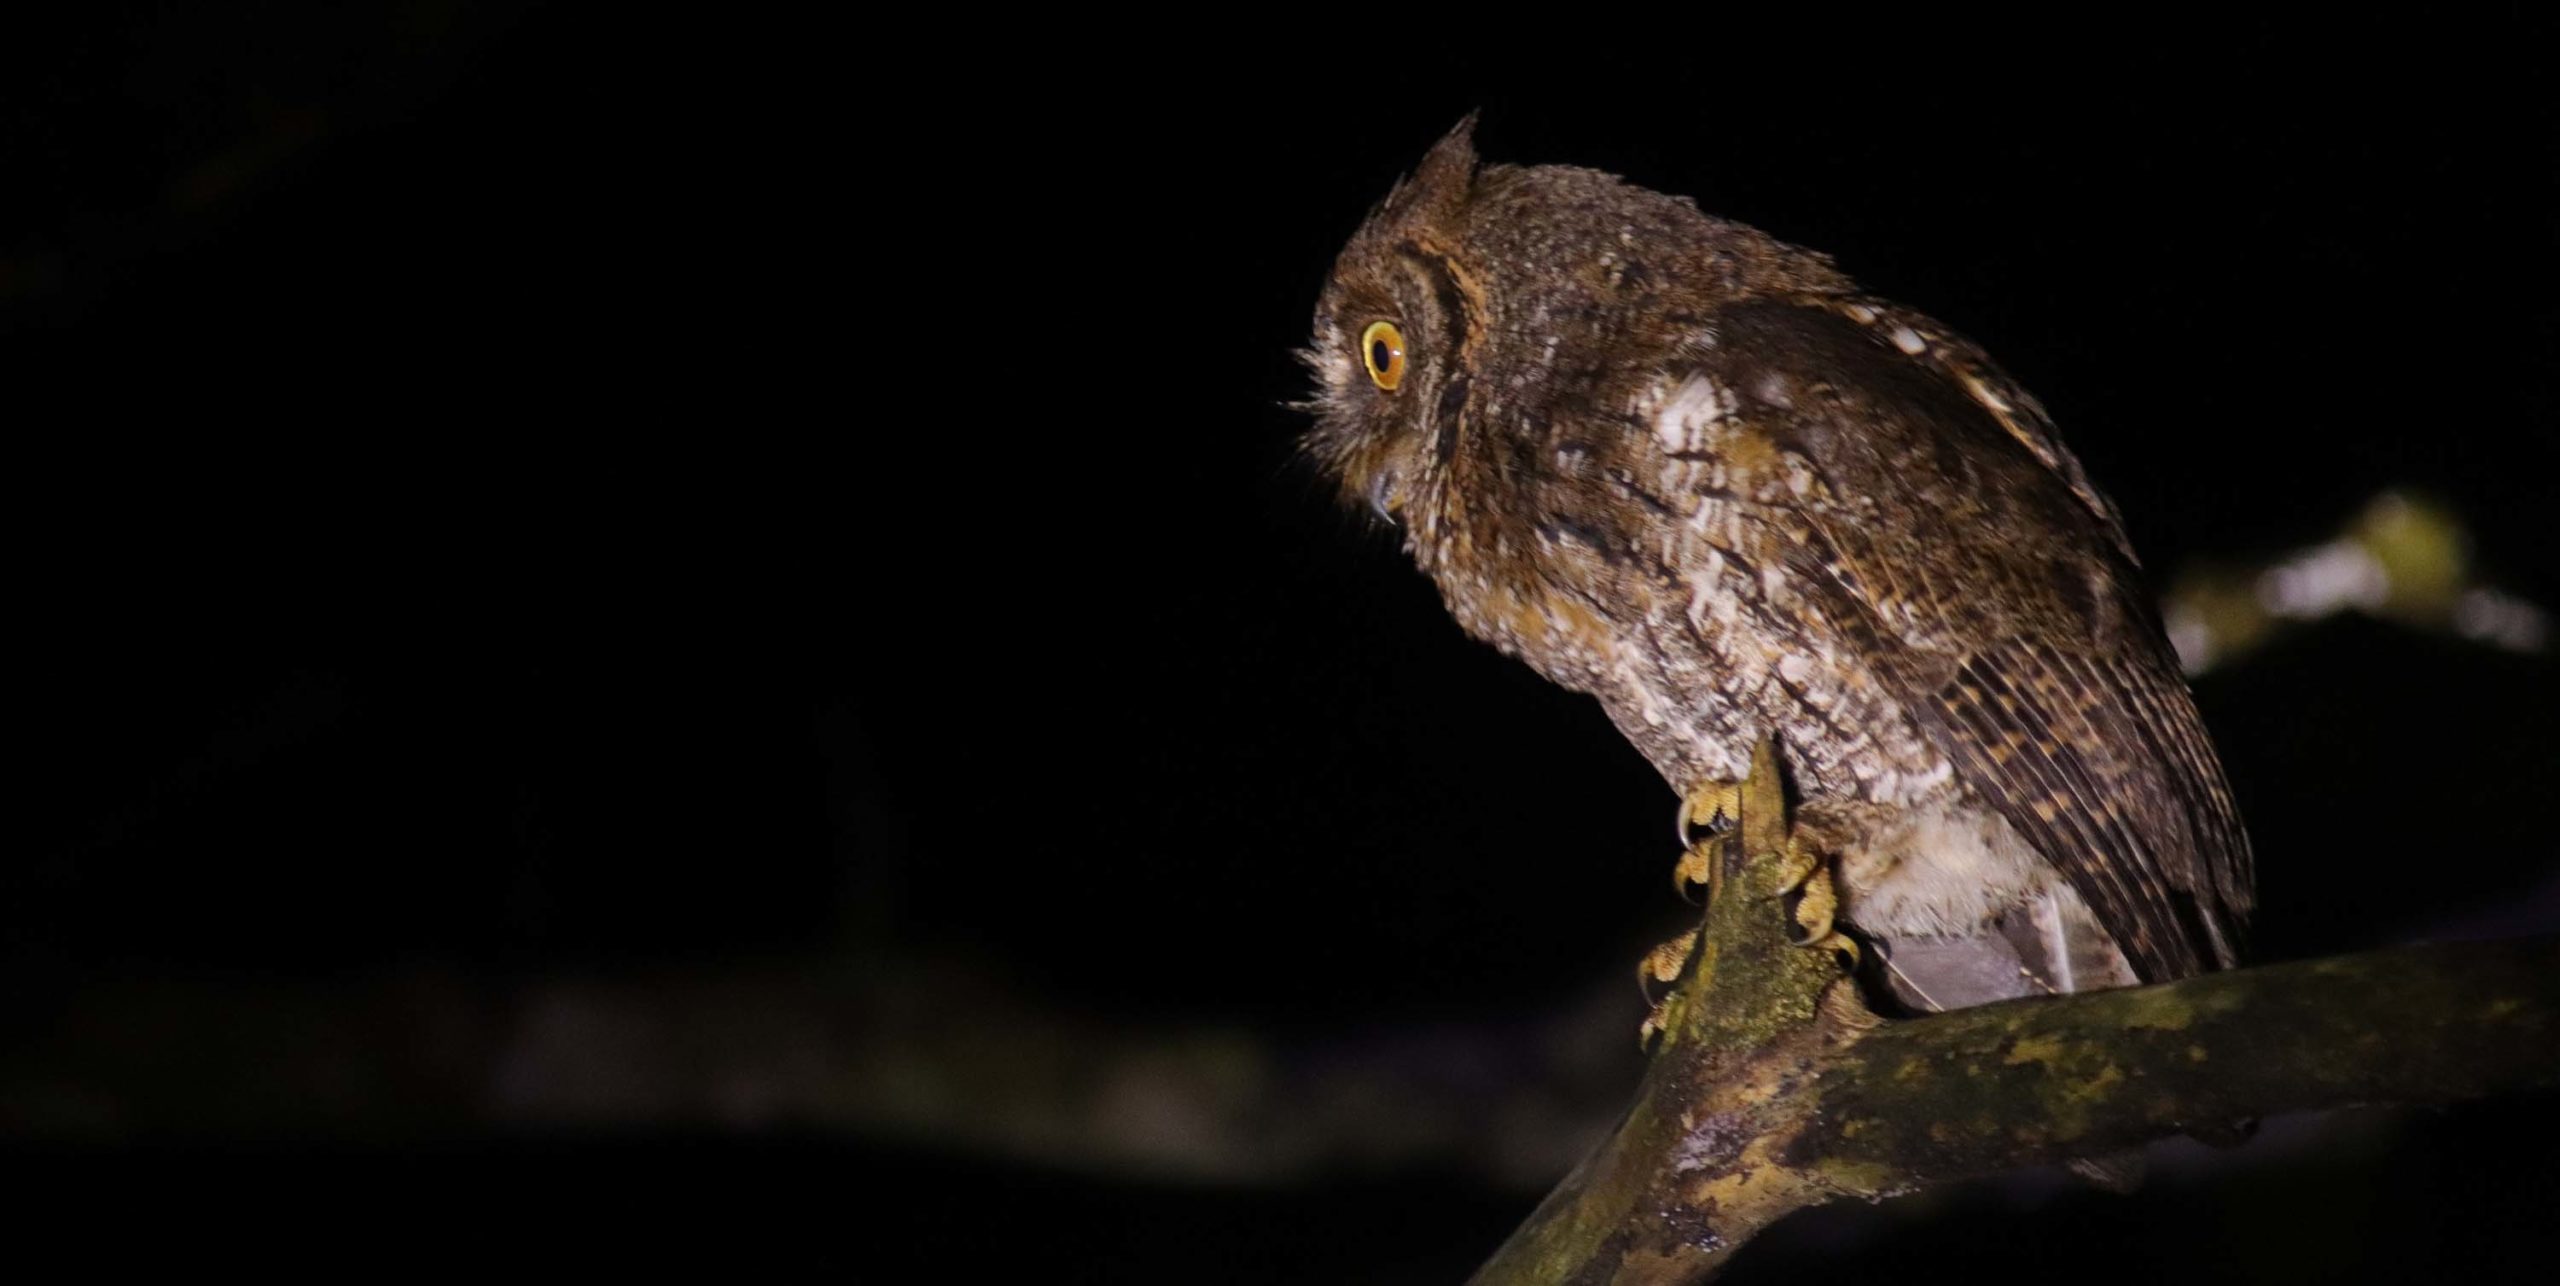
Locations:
1360;321;1407;390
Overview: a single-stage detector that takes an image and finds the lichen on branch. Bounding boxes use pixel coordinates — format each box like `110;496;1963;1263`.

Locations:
1470;740;2560;1285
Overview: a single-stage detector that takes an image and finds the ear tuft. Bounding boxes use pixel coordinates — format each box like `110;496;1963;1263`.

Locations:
1382;112;1481;226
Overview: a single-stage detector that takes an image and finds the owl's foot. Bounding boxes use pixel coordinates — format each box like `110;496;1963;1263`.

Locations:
1638;928;1699;1048
1647;826;1727;1048
1644;750;1854;1047
1681;778;1746;842
1773;832;1860;964
1673;779;1745;903
1671;831;1723;902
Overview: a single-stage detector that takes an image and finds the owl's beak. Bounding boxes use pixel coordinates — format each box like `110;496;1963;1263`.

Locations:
1367;473;1404;525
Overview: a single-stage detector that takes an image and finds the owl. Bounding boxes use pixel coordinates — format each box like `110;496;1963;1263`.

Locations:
1301;119;2252;1015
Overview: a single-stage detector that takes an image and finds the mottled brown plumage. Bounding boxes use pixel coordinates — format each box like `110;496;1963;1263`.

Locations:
1301;120;2251;1010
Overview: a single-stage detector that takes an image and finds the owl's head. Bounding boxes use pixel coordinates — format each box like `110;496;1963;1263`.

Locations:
1297;117;1488;527
1299;119;1846;534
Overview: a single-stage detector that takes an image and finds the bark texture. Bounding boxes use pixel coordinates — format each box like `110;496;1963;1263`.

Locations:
1471;741;2560;1285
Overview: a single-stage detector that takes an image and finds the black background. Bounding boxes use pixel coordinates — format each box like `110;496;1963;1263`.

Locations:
9;7;2558;1279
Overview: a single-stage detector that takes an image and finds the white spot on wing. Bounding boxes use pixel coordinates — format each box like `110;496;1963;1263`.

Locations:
1783;454;1819;499
1651;375;1736;453
1890;326;1926;355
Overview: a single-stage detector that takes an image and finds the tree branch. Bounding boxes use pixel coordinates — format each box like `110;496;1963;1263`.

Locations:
1471;741;2560;1285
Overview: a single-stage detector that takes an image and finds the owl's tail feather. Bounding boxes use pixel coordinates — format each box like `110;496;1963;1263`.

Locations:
1866;886;2140;1014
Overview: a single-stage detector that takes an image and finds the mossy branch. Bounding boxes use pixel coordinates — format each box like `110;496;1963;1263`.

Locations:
1471;740;2560;1285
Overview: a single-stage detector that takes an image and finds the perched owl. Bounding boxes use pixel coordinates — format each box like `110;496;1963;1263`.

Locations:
1301;120;2252;1014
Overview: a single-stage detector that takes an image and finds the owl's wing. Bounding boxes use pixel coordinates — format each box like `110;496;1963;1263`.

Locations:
1698;300;2252;981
